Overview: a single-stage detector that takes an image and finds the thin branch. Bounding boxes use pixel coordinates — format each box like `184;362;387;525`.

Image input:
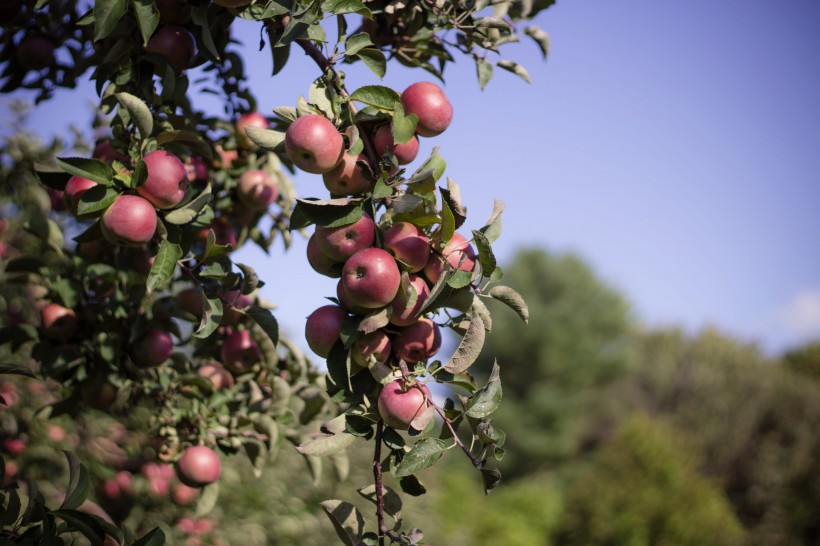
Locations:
373;420;387;546
433;404;482;468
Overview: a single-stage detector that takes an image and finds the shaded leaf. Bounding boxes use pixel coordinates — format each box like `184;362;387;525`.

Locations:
349;85;400;111
444;309;485;373
94;0;128;41
465;362;502;418
60;451;90;510
290;198;363;230
320;500;365;546
243;305;279;347
245;127;285;151
488;286;529;324
55;157;114;186
525;25;551;58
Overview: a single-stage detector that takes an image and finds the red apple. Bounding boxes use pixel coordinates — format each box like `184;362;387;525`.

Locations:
220;330;261;373
393;317;441;363
2;438;26;456
342;248;401;309
156;0;192;23
423;232;477;285
306;234;344;278
390;274;430;327
336;279;370;315
199;217;237;248
186;156;208;182
304;305;347;357
132;328;174;368
93;139;129;163
171;482;199;506
314;214;375;262
401;82;453;138
101;195;157;246
197;360;234;390
214;146;238;169
236;169;278;210
176;287;204;319
63;176;97;215
41;303;78;341
138;149;188;209
16;35;54;71
373;125;420;165
383;222;430;273
220;289;252;325
322;152;371;195
378;379;431;430
351;329;392;368
235;112;268;149
145;25;197;76
284;114;344;174
176;446;221;488
81;379;118;411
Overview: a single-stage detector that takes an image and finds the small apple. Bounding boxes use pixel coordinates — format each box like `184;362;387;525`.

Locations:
155;0;192;23
176;446;221;488
383;222;430;273
2;438;26;456
322;152;371;195
131;328;174;368
236;169;278;211
145;25;197;76
373;125;419;165
220;329;261;373
16;35;54;71
176;287;204;319
401;82;453;138
214;146;238;169
378;379;431;430
63;176;98;215
389;274;430;327
197;360;234;390
101;195;157;247
342;248;401;309
314;214;375;262
171;482;199;506
393;317;441;362
138;149;188;209
284;114;344;174
304;305;348;357
199;216;237;247
235;112;268;149
351;329;392;368
306;234;344;278
41;303;78;341
423;232;477;285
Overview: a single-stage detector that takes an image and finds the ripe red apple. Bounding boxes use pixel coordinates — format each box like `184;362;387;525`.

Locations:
306;234;343;278
235;112;268;149
41;303;78;341
390;274;430;327
284;114;344;174
236;169;278;210
138;149;188;209
322;152;371;195
393;317;442;362
145;25;197;76
214;146;238;169
93;139;129;163
2;438;26;456
378;379;431;430
383;222;430;273
197;360;234;390
171;482;199;506
0;383;19;408
131;328;174;368
186;156;208;182
373;125;420;165
199;216;237;247
335;279;370;315
220;329;261;373
101;195;157;246
423;232;477;285
156;0;192;23
63;176;97;215
16;35;54;71
304;305;348;357
176;287;204;319
176;445;221;488
314;214;375;262
342;248;401;309
401;82;454;138
351;329;392;368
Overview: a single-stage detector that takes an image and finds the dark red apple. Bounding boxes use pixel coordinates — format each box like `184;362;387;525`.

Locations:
335;279;370;315
81;379;118;411
197;360;234;390
101;195;157;246
390;274;430;327
423;232;477;285
132;328;174;368
16;35;54;71
373;124;419;165
342;248;401;309
138;149;188;209
176;287;204;319
41;303;78;341
351;329;392;368
284;114;344;174
383;222;430;273
220;330;261;373
304;305;348;357
220;289;252;325
322;152;371;195
306;234;344;278
401;82;453;138
378;379;431;430
235;112;268;149
314;214;375;262
176;445;221;488
93;139;129;163
393;317;441;363
236;169;278;210
145;25;197;76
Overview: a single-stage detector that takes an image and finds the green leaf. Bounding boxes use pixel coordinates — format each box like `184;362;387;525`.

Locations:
465;362;502;418
296;430;356;457
60;451;91;510
2;487;21;527
393;438;448;477
471;229;497;277
76;186;119;217
194;295;223;339
243;305;279;348
357;484;402;520
156;130;212;160
444;309;485;373
439;195;455;245
487;286;529;324
116;92;154;137
525;25;551;58
55;157;114;186
481;467;502;494
406;148;446;192
146;239;182;293
349;85;400;111
399;474;427;496
133;528;166;546
391;103;418;145
271;43;291;75
480;199;505;243
323;0;371;17
50;510;105;546
320;500;365;546
164;183;212;224
344;32;373;56
497;60;531;83
476;57;494;90
94;0;128;41
290;198;364;230
358;306;390;335
193;5;220;61
245;127;286;151
441;182;467;229
132;0;159;46
356;48;387;78
445;269;473;289
0;362;37;378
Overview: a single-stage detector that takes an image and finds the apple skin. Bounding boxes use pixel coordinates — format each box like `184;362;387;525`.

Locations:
175;446;221;488
63;176;97;215
81;379;118;411
304;305;348;358
197;360;234;390
322;152;371;195
41;303;78;341
284;114;344;174
373;125;420;165
138;149;188;209
145;25;197;76
423;232;477;285
383;222;430;273
336;279;370;316
132;328;174;368
390;274;430;327
314;214;375;262
101;195;157;246
17;35;54;71
171;482;199;506
306;234;344;278
236;169;278;210
185;156;208;182
93;139;129;163
378;379;431;430
393;317;442;363
235;112;268;149
342;248;402;310
351;329;392;368
220;330;261;374
400;82;454;138
176;287;204;319
156;0;192;23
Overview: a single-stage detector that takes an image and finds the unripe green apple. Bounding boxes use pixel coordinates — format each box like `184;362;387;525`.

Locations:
284;114;344;174
401;82;454;138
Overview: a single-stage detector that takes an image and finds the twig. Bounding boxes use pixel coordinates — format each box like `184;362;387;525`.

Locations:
433;404;482;468
373;420;387;546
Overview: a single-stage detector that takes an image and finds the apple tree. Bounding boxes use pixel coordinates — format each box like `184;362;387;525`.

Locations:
0;0;552;543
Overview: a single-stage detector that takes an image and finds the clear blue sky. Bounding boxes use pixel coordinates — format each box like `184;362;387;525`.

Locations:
5;1;819;355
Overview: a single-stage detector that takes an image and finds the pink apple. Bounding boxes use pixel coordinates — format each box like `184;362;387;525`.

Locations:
314;214;375;262
342;248;401;309
393;318;442;363
284;114;344;174
41;303;78;341
220;289;252;325
63;176;98;215
306;234;344;278
172;482;199;506
351;329;392;368
236;112;268;149
197;360;234;390
101;194;157;246
383;222;430;272
186;156;208;182
377;379;431;430
401;82;454;138
336;279;370;315
176;445;221;488
220;330;261;373
131;328;174;368
304;305;348;357
236;169;278;210
373;125;420;165
145;25;197;76
322;152;371;195
2;438;26;456
389;274;430;327
138;149;188;209
423;232;477;285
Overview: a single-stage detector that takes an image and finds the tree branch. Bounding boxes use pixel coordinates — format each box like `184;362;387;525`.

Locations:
373;420;387;546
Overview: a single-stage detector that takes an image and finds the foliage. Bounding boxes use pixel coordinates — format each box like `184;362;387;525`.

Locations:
782;340;820;382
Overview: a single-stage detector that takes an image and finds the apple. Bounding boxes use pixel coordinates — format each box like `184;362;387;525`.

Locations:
156;0;192;23
172;482;199;506
235;112;268;149
76;239;108;262
389;274;430;327
378;379;431;430
335;279;370;316
101;195;157;246
176;287;204;319
373;125;419;165
220;329;261;373
214;146;238;169
314;214;375;262
236;169;278;210
284;114;344;174
304;305;348;357
199;216;237;247
342;248;401;309
186;156;208;182
93;139;129;163
351;329;392;368
383;222;430;272
176;445;221;487
197;360;234;390
81;379;118;411
322;152;371;195
63;176;97;215
145;25;197;76
423;232;477;285
131;328;174;368
16;35;54;71
138;149;188;209
306;234;344;278
220;289;252;325
0;383;19;408
2;438;26;456
41;303;78;341
393;317;441;362
400;82;453;138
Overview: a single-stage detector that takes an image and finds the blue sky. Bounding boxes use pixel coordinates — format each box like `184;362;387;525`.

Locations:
5;1;819;355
